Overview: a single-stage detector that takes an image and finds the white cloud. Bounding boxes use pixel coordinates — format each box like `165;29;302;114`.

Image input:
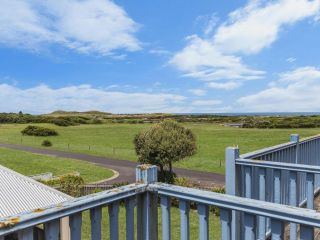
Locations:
286;57;297;63
170;36;264;82
191;100;222;106
149;48;171;56
170;0;319;89
237;66;320;112
214;0;320;55
188;89;207;96
0;0;141;55
207;81;242;90
0;84;187;114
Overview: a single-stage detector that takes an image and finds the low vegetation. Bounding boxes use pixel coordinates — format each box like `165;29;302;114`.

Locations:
21;125;58;136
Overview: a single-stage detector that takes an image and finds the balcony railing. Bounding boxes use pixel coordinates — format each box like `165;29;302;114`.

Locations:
226;134;320;239
0;164;319;240
0;134;320;240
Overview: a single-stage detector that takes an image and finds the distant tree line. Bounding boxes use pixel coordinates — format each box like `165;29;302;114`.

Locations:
1;112;320;128
0;113;101;126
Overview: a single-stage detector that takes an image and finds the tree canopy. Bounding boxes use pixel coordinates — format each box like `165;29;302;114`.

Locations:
134;120;196;181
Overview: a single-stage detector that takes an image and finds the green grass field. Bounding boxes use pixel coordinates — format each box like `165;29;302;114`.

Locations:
0;147;113;183
0;123;319;173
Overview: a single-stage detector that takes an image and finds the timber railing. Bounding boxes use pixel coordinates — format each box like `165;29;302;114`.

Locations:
1;164;320;240
226;134;320;239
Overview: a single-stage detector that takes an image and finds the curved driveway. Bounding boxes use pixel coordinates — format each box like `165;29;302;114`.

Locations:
0;143;225;187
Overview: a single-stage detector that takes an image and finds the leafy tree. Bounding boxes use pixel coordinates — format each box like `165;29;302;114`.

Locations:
134;120;196;182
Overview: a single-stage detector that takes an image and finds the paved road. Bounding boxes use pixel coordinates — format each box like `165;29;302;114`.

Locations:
0;143;225;187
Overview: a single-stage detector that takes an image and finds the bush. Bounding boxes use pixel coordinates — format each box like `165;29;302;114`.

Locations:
51;118;74;127
173;176;192;187
41;140;52;147
21;125;58;136
59;175;84;197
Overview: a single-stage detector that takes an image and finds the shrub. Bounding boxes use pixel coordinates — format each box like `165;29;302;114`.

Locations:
21;125;58;136
173;176;192;187
59;175;84;197
41;140;52;147
51;118;74;127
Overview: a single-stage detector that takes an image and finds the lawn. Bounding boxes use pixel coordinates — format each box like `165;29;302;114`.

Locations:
0;147;113;183
0;123;319;173
80;206;221;240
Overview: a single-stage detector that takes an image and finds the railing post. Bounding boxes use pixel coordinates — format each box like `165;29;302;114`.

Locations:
125;197;135;240
18;228;34;240
109;201;119;240
244;166;255;240
300;225;313;240
179;200;190;240
306;173;314;209
69;212;82;240
90;207;102;240
198;204;209;240
290;134;299;164
258;168;266;240
274;169;281;204
220;208;232;240
44;220;60;240
225;147;240;240
289;171;298;240
305;173;315;238
136;165;158;240
160;196;171;240
271;219;283;240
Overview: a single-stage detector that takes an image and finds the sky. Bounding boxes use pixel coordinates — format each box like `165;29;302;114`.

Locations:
0;0;320;114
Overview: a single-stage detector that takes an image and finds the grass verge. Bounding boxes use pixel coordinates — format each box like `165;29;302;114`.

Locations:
0;147;113;183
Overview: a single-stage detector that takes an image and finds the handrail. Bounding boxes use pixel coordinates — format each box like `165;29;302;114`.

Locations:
240;141;295;159
0;183;146;236
240;134;320;159
299;134;320;144
152;183;320;226
2;182;320;238
236;158;320;174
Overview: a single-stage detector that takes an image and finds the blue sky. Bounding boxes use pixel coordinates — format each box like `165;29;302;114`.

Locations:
0;0;320;114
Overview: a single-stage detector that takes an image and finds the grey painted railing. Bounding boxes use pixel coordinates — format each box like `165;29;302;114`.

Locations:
1;165;320;240
226;134;320;240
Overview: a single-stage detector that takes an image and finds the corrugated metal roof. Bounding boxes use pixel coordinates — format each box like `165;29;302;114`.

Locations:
0;165;73;218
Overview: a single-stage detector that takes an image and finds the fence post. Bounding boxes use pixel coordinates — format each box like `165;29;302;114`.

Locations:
290;134;299;164
226;147;240;240
136;165;158;240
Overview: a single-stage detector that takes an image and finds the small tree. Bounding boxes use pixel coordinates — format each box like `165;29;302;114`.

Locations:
134;120;196;182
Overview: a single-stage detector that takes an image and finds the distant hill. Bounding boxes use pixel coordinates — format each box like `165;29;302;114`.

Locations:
45;110;112;117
